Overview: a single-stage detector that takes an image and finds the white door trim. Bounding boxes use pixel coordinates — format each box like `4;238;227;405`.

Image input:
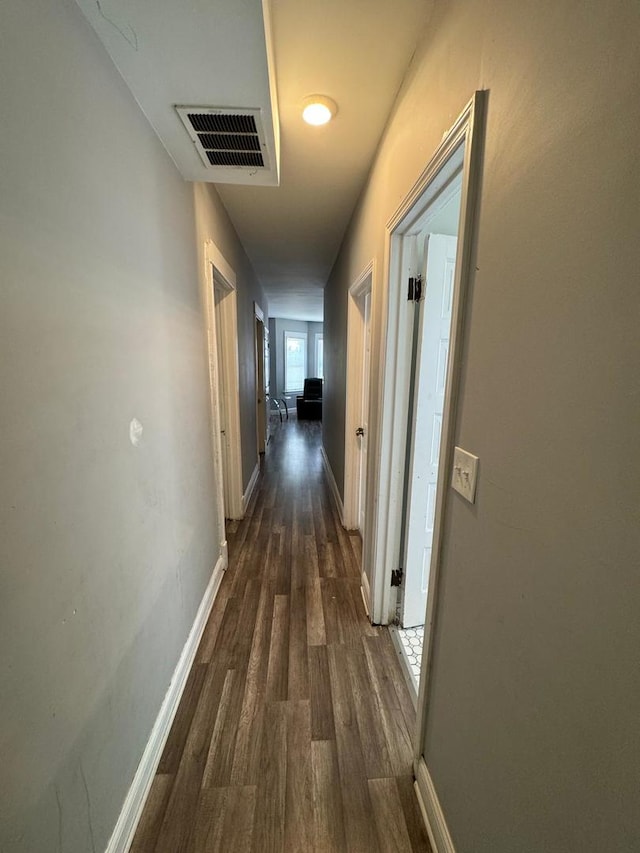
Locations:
367;94;486;765
204;240;244;520
343;259;374;530
254;303;267;455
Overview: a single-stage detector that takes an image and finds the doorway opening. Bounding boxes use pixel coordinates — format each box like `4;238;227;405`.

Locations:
204;241;244;542
344;261;374;611
365;95;485;774
393;181;462;693
254;302;268;456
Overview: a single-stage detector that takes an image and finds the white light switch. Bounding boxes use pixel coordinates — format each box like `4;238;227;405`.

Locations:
451;446;479;503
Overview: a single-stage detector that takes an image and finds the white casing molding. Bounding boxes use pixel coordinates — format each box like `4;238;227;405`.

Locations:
204;240;244;520
343;260;375;531
414;760;456;853
242;462;261;513
105;552;227;853
320;445;345;526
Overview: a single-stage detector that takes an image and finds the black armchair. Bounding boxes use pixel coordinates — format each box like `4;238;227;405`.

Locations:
296;377;323;420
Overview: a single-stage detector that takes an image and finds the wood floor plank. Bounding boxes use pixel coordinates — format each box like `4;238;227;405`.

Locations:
311;488;328;547
251;700;287;853
396;775;433;853
346;644;394;779
349;578;379;638
311;740;348;853
363;636;414;777
288;580;309;699
318;540;339;579
202;667;246;787
327;643;380;853
321;577;340;644
209;593;242;670
129;774;173;853
231;578;263;670
368;777;415;853
194;785;257;853
322;577;365;646
157;663;207;774
132;422;427;853
231;574;274;786
154;662;230;853
284;700;313;852
309;644;335;741
276;524;292;595
306;575;326;646
196;586;231;664
266;594;290;701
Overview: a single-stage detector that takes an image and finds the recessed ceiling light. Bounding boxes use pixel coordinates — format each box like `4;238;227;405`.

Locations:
302;95;337;126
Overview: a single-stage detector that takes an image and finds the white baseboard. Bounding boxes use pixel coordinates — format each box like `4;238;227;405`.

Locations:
414;759;456;853
242;462;260;513
105;551;227;853
320;445;345;526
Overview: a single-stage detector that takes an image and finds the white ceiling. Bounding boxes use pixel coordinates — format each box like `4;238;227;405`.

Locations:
74;0;280;185
75;0;432;321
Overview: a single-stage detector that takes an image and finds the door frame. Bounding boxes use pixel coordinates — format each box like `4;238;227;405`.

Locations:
344;259;374;530
204;240;244;521
254;301;267;455
367;92;486;767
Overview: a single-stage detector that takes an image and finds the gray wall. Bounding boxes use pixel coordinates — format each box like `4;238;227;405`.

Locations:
268;318;323;402
324;0;640;850
0;1;263;850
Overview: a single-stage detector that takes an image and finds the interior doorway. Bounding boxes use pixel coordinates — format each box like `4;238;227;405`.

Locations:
401;197;461;629
344;262;374;608
366;97;485;785
204;241;244;532
254;302;267;455
395;185;462;691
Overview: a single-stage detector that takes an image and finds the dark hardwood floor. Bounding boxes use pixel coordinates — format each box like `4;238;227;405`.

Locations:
131;419;431;853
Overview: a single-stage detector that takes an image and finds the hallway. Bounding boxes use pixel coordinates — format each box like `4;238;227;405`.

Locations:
131;420;431;852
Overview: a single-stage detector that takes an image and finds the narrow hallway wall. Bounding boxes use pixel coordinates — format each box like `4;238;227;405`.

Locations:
0;1;236;849
324;0;640;850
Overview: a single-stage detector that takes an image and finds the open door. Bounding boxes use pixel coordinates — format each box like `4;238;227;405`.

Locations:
402;233;458;628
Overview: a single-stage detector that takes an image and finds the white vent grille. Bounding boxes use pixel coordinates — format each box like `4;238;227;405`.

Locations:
176;106;268;171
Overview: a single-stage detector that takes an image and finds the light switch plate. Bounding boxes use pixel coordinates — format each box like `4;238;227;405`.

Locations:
451;446;479;503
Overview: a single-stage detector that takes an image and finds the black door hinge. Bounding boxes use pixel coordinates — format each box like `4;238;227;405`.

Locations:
407;275;422;302
391;568;404;587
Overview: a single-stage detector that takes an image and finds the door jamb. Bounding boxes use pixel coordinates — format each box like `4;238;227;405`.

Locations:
344;259;375;531
254;302;267;455
204;241;244;523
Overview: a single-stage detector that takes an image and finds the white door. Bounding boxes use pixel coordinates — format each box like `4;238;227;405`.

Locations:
357;291;372;534
402;234;457;628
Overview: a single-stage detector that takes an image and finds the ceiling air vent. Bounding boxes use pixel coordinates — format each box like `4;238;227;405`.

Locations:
176;106;268;171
